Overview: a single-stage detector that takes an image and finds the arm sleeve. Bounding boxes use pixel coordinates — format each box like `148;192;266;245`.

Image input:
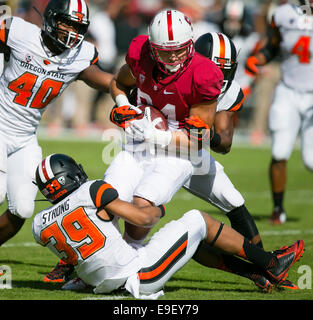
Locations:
89;180;119;209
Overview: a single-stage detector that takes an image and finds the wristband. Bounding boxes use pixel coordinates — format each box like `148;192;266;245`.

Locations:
158;205;166;218
210;130;221;148
115;94;130;107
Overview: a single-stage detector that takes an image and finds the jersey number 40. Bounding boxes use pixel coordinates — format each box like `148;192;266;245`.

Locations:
8;72;63;109
292;36;311;64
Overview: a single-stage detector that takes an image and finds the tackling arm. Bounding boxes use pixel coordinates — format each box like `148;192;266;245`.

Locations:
173;100;217;150
110;63;137;105
105;198;162;227
211;110;234;154
78;64;113;92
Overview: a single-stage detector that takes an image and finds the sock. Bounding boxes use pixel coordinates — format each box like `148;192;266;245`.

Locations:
227;205;263;248
217;253;266;281
239;238;277;270
273;192;284;211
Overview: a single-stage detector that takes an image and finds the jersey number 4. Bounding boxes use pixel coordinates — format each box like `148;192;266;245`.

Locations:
8;72;63;109
40;207;106;265
292;36;311;64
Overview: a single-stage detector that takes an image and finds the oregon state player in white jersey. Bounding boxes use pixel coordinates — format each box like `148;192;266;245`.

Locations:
245;0;313;224
32;153;305;298
0;0;113;246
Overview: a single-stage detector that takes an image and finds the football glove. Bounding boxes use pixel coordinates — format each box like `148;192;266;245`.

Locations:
245;55;260;76
110;105;140;129
130;108;172;148
184;116;210;144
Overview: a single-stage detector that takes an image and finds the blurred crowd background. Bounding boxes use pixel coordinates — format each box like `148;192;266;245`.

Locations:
2;0;300;144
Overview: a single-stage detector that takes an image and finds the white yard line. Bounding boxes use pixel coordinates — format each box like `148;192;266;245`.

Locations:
82;296;129;300
2;242;40;248
261;229;313;236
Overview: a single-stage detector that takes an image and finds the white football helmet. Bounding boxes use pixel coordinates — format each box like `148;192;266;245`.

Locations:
148;9;195;74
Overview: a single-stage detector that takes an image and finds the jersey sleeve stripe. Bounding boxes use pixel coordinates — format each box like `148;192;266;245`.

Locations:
0;18;12;45
0;20;5;43
91;55;99;65
91;47;99;65
96;183;113;208
228;88;245;112
138;232;188;283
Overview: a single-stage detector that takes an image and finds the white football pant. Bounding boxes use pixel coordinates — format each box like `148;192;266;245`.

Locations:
94;209;207;297
0;132;42;218
269;82;313;171
184;153;245;213
104;149;195;206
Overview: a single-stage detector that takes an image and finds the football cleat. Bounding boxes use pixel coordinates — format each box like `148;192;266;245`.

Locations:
266;240;304;282
278;278;299;290
252;275;273;293
61;277;89;291
269;208;286;224
43;260;74;283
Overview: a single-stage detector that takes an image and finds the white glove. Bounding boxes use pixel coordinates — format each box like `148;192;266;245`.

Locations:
130;108;172;148
125;118;145;142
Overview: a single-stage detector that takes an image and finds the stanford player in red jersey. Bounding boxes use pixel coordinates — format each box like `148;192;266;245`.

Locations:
108;9;223;243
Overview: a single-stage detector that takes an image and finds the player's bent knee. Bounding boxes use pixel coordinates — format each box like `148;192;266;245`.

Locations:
11;201;35;219
0;190;6;205
182;209;207;240
219;188;245;212
302;157;313;172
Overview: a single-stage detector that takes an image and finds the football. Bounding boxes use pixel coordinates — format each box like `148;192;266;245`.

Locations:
137;105;169;131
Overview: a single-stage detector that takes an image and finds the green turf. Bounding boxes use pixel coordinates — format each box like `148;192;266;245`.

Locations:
0;139;312;300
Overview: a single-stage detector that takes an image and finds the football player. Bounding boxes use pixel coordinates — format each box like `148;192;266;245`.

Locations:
108;30;299;291
32;153;304;298
245;0;313;224
0;0;113;246
107;9;222;241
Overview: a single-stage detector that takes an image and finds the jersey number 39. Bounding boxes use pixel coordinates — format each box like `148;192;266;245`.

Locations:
40;207;106;265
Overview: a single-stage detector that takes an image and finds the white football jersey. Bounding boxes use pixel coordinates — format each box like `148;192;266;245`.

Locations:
32;180;141;287
217;80;244;113
0;17;98;135
274;4;313;92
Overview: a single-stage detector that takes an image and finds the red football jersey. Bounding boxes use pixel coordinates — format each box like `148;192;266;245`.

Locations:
126;35;223;129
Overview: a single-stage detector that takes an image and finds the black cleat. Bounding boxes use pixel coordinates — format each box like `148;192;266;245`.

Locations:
266;240;304;282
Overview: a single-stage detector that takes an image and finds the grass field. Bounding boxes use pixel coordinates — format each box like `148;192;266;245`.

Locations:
0;138;312;301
